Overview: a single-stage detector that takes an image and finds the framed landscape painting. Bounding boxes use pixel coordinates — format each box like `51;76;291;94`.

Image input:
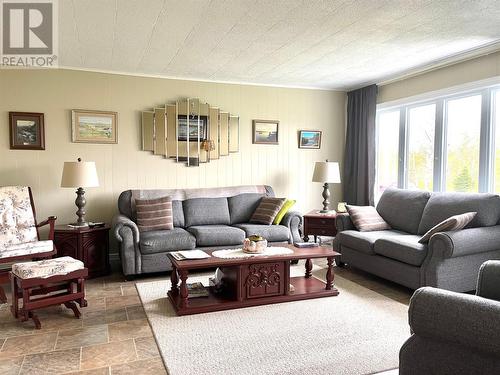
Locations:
72;109;118;144
298;130;322;149
9;112;45;150
253;120;279;144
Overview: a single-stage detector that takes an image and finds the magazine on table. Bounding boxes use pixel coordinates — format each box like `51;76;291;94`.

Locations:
171;250;211;260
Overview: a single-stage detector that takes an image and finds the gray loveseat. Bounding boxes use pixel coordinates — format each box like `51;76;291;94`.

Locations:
400;261;500;374
333;187;500;292
112;185;302;278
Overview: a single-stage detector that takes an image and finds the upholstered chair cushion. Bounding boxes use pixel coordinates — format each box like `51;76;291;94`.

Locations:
12;256;84;279
0;240;53;259
0;186;38;247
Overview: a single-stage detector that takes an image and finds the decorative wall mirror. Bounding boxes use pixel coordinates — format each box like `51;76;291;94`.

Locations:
141;98;239;167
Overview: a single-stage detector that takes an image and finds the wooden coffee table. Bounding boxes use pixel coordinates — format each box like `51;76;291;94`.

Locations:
167;244;340;315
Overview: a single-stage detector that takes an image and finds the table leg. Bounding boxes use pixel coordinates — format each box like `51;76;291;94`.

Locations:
305;259;312;278
170;267;179;295
179;270;188;308
325;257;334;290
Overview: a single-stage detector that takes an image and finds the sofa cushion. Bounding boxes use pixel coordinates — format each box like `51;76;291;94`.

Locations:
228;193;265;224
336;229;406;255
183;197;230;227
376;188;431;234
250;197;286;225
139;228;196;254
417;192;500;235
172;200;185;227
187;225;245;247
419;212;477;244
346;205;391;232
135;196;173;232
374;235;428;266
233;223;290;242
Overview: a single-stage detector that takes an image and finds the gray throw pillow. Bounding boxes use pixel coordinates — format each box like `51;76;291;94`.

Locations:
250;197;286;225
418;212;477;244
346;205;391;232
135;196;173;232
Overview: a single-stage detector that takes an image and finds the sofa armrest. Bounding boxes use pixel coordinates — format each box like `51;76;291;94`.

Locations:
335;213;355;232
476;260;500;301
281;211;302;243
429;225;500;258
112;214;140;244
409;286;500;356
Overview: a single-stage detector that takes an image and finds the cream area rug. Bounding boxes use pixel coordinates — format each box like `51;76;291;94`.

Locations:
136;262;410;375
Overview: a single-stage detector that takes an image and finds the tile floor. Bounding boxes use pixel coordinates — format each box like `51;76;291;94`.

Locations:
0;262;412;374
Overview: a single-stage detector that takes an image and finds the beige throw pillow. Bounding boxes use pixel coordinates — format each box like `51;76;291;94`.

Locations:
250;197;286;225
346;205;391;232
135;196;174;232
418;212;477;244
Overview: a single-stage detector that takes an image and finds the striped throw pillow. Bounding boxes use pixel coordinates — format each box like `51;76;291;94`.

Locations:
346;205;391;232
135;196;174;232
418;212;476;244
250;197;286;225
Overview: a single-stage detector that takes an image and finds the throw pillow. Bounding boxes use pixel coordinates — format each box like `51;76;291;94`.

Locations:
135;196;174;232
418;212;477;244
273;199;296;225
346;205;391;232
250;197;286;225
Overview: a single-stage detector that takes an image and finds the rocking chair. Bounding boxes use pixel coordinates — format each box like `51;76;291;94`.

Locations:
0;186;57;303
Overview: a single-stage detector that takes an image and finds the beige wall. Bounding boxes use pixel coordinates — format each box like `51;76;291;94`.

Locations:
378;51;500;103
0;69;345;244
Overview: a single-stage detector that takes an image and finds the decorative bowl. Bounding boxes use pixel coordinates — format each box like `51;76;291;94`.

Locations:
243;236;267;254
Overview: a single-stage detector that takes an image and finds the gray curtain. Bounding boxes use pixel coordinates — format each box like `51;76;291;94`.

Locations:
343;84;378;206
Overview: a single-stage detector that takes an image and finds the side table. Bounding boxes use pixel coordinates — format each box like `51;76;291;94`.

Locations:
54;225;111;279
303;210;337;243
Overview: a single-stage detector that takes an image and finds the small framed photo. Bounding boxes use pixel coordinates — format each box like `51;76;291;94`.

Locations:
9;112;45;150
252;120;279;145
72;109;118;144
298;130;322;149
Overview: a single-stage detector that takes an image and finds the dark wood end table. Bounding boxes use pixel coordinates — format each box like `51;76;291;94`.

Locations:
54;225;111;279
167;244;340;316
303;210;337;243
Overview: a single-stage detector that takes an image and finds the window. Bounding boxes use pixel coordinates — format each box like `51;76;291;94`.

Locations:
494;90;500;192
376;82;500;197
407;104;435;191
375;110;399;201
445;95;481;192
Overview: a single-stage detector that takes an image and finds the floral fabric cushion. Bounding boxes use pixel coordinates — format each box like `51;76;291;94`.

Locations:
0;240;53;259
12;256;84;279
0;186;38;247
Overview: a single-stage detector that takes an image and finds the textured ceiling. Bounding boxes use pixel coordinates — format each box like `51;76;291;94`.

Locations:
59;0;500;90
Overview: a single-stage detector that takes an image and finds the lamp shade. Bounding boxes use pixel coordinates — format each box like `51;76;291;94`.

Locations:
61;161;99;188
312;161;341;183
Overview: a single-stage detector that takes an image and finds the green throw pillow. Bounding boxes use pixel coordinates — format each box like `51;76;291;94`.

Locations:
273;199;296;225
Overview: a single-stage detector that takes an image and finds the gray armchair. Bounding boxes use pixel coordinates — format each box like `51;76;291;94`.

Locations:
400;260;500;374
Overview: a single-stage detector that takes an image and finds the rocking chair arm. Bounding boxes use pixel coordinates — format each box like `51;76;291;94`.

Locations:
36;216;57;240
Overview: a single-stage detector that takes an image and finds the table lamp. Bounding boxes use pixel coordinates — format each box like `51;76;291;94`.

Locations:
61;158;99;226
312;160;341;213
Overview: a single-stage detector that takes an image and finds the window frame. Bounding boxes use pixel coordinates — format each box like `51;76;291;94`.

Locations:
376;83;499;196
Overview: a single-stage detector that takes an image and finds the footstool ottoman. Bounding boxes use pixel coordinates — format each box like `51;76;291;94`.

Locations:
10;256;88;329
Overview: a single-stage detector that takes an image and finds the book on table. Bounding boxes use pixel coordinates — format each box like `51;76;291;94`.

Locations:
187;282;209;298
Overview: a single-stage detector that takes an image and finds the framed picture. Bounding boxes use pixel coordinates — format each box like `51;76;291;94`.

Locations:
252;120;279;144
9;112;45;150
298;130;322;149
177;115;208;142
72;109;118;144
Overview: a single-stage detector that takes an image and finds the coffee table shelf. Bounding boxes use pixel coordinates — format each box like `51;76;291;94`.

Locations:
167;245;340;316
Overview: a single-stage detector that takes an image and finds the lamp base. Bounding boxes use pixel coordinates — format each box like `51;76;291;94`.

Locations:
69;221;89;227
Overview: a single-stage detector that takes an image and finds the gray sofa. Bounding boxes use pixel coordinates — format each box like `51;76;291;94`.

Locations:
112;185;302;277
400;260;500;374
333;187;500;292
